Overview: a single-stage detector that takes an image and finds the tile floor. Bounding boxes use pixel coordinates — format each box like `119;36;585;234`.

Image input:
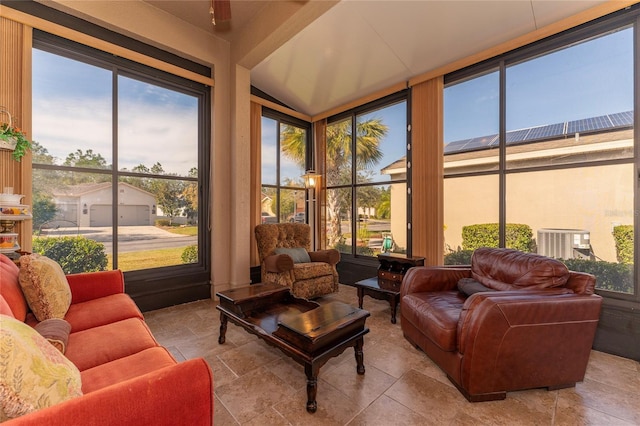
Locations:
144;284;640;425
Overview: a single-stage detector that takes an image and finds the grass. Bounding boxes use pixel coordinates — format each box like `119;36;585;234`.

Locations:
159;225;198;236
107;246;189;271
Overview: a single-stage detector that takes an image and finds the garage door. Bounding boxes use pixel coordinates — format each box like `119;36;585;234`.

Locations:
90;205;150;226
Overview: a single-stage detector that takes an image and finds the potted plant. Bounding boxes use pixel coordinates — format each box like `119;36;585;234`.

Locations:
0;109;31;162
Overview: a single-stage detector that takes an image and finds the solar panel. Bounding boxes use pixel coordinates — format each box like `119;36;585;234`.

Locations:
526;123;565;141
567;115;611;134
444;110;633;155
506;129;530;143
608;111;633;127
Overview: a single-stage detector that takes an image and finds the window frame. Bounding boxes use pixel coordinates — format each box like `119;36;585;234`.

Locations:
326;90;411;260
260;107;312;224
31;30;211;310
443;11;640;303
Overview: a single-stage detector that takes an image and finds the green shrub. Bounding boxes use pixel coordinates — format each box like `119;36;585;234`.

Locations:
181;245;198;264
32;236;107;274
561;258;633;294
444;249;473;265
155;219;171;227
612;225;633;264
462;223;534;253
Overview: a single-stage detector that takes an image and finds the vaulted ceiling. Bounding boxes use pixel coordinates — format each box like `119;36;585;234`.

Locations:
145;1;609;116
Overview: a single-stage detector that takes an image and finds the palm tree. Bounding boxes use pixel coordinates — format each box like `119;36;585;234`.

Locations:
280;117;388;247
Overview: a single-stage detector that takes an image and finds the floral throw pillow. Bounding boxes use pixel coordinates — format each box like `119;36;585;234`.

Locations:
18;254;71;322
0;315;83;421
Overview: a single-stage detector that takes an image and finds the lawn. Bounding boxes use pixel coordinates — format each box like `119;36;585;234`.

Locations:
107;246;188;271
159;225;198;236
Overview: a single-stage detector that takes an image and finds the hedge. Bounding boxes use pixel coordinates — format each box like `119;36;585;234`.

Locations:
612;225;633;265
462;223;535;253
32;236;108;274
561;258;633;294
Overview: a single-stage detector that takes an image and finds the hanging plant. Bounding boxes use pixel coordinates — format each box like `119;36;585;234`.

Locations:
0;108;32;162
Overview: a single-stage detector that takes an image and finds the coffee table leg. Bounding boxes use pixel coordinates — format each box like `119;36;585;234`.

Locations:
357;287;364;309
390;295;398;324
218;312;228;344
304;364;318;413
354;337;365;375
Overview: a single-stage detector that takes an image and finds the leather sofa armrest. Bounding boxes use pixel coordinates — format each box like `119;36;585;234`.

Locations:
66;270;125;304
400;266;471;298
4;359;214;426
263;254;294;273
457;292;603;355
308;249;340;265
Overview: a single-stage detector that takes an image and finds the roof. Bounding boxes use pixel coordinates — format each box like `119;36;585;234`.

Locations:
444;111;633;155
53;181;155;198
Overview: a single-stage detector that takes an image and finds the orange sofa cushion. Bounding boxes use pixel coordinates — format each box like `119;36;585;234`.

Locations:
81;347;176;393
65;317;158;371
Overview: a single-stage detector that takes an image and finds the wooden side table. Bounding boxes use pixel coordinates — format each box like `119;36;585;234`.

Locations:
354;254;425;324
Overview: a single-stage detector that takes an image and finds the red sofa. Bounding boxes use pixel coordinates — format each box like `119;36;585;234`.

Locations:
400;247;603;402
0;254;214;425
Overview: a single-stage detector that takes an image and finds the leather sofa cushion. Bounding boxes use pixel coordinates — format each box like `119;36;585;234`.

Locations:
401;291;465;352
81;347;176;393
65;317;159;371
471;247;570;291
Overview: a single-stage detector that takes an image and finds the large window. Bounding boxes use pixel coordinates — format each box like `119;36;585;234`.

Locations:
444;22;635;297
326;93;408;257
261;109;310;224
31;32;210;297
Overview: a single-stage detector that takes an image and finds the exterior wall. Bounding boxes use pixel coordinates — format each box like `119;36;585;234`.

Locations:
444;164;633;262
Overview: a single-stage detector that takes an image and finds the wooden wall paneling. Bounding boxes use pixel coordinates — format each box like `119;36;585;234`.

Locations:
313;119;327;250
411;77;444;265
0;17;32;251
249;101;262;266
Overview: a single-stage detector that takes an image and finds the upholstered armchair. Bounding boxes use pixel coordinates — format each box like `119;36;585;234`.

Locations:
255;223;340;299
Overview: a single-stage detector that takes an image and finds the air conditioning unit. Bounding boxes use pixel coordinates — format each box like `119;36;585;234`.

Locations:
537;228;591;260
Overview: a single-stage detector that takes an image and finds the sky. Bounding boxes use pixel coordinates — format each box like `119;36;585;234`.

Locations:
32;26;633;180
444;27;633;143
32;49;198;177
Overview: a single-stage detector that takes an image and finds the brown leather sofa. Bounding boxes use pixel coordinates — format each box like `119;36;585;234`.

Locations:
400;247;603;402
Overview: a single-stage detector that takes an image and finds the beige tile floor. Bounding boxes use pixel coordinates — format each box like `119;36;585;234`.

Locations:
144;284;640;426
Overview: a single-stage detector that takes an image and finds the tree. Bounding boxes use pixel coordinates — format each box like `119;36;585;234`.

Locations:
62;149;110;184
376;187;391;219
181;167;199;224
280;119;388;247
32;193;58;231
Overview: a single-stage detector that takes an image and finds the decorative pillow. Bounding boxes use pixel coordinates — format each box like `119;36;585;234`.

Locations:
274;247;311;264
0;315;82;422
457;278;496;297
18;254;72;322
34;318;72;354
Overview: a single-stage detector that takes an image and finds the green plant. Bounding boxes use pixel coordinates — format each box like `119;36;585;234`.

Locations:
612;225;633;264
0;114;32;162
462;223;535;253
444;248;473;265
155;219;171;227
32;236;107;274
561;258;633;294
181;245;198;264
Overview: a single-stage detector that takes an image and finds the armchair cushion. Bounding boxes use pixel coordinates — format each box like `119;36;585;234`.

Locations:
0;255;27;321
292;262;334;281
274;247;311;263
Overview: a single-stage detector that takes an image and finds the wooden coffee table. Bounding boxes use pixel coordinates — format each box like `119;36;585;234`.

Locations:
216;282;370;413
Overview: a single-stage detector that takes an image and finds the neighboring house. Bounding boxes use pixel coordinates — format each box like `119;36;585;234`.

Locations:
52;182;156;227
382;111;633;263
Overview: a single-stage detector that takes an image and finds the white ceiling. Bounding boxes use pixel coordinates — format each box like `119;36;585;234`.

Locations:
145;0;609;117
